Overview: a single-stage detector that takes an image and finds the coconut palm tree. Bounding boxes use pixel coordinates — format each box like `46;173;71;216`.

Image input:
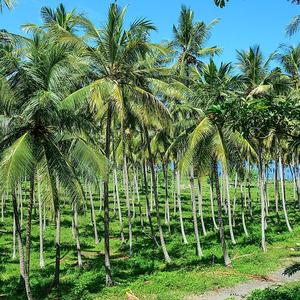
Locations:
182;59;253;265
172;5;220;77
0;31;106;296
60;2;175;282
22;3;83;35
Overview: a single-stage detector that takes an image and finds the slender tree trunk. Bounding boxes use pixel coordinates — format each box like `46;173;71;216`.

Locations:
224;170;236;244
99;178;103;212
53;183;61;287
71;202;75;239
150;168;153;212
197;178;207;236
162;162;171;233
43;199;46;231
212;160;231;267
264;165;269;217
190;167;202;257
172;164;177;216
123;154;133;256
247;160;253;217
232;172;238;227
241;181;249;237
73;200;83;267
134;168;144;232
12;191;33;300
12;211;16;259
144;126;171;263
279;154;292;232
258;147;267;252
209;176;219;230
113;166;125;242
37;171;45;268
89;183;99;244
274;158;280;222
142;159;158;247
176;164;188;244
103;102;113;286
25;174;34;277
18;181;23;229
131;183;136;219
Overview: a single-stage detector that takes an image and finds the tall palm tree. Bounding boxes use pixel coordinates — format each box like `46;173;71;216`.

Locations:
61;2;173;283
172;5;220;77
182;60;252;266
0;31;106;296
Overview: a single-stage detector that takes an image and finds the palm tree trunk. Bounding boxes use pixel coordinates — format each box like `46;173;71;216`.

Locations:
37;171;45;268
172;164;177;216
176;163;188;244
134;168;144;232
18;180;23;228
150;168;153;212
162;162;171;233
25;173;34;277
190;167;203;257
274;158;280;222
12;191;33;300
43;199;46;231
131;183;136;219
51;177;61;288
142;159;158;247
258;146;267;252
103;102;113;286
99;178;103;212
212;160;231;267
224;170;236;244
123;154;133;256
12;211;16;259
232;172;238;227
209;176;219;230
73;200;83;267
113;166;125;243
197;178;207;236
241;181;249;237
279;154;292;232
144;126;171;263
247;160;253;217
89;183;99;244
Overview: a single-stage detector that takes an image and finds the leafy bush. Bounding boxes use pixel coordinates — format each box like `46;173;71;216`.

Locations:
247;282;300;300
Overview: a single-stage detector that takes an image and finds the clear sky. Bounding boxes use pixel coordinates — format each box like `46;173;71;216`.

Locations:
0;0;299;64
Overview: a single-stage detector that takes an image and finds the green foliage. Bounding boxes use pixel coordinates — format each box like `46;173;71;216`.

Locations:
247;281;300;300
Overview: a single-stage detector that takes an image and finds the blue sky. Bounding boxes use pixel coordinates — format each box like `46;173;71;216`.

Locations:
0;0;299;64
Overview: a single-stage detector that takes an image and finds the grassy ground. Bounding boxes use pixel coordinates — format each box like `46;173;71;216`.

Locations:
247;281;300;300
0;177;299;300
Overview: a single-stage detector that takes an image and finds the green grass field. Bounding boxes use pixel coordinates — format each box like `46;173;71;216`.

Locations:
0;178;299;300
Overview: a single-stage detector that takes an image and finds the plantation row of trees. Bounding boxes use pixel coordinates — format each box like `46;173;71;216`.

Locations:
0;2;299;300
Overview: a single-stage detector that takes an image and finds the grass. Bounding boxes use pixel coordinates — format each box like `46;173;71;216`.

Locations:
247;281;300;300
0;176;299;300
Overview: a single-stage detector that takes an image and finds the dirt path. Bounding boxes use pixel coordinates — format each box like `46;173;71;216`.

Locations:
186;258;300;300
